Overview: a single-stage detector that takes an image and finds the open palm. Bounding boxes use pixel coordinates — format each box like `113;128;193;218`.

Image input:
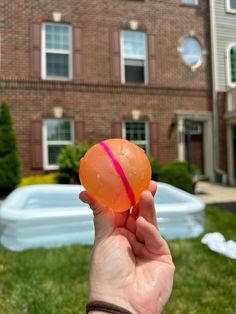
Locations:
80;181;175;314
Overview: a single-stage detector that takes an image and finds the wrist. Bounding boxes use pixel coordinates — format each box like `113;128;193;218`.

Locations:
86;300;135;314
88;295;137;314
88;312;108;314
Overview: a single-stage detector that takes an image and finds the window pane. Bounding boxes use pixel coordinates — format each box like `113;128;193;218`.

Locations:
125;122;146;141
230;0;236;9
48;145;66;165
45;24;69;50
46;53;69;77
122;31;146;59
125;64;144;83
137;144;146;151
185;122;203;135
230;46;236;82
181;37;202;67
125;59;144;66
46;120;72;141
181;0;198;4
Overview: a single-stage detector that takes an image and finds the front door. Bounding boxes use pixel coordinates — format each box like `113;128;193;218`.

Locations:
185;121;204;175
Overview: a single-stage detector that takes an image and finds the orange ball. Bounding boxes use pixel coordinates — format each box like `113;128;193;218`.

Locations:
79;138;151;212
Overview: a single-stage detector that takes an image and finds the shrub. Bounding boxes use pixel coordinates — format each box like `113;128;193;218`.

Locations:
55;172;71;184
18;173;57;187
148;157;162;181
158;160;193;193
0;101;21;196
57;142;91;184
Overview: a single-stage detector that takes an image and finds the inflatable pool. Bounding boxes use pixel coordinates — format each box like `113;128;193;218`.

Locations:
0;182;205;251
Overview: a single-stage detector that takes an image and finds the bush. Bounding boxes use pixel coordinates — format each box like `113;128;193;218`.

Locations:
55;172;71;184
18;173;57;187
0;101;21;196
148;157;162;181
57;142;91;184
158;160;193;193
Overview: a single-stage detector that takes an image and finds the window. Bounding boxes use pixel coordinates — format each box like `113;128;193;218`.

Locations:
227;43;236;86
121;30;147;84
43;119;74;169
42;23;72;79
226;0;236;12
123;121;149;152
180;36;202;70
181;0;198;4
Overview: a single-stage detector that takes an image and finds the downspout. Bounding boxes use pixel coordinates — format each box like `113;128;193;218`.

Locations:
209;0;228;184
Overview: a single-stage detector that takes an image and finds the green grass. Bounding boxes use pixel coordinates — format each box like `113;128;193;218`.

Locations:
0;206;235;314
164;206;236;314
0;246;91;314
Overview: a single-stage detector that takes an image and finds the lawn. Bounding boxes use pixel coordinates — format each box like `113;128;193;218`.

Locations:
0;206;235;314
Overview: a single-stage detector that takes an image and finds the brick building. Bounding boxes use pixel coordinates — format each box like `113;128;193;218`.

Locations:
0;0;213;179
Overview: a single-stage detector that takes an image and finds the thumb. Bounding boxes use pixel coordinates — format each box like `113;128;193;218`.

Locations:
79;191;115;241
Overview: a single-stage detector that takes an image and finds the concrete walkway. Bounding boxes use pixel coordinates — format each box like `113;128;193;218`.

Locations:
196;181;236;204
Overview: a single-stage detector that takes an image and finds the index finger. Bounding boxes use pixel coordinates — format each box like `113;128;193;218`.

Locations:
126;180;157;233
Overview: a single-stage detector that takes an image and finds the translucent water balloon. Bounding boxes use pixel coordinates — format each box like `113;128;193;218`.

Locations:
79;138;151;212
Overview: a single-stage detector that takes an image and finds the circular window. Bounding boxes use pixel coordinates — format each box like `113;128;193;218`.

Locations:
180;37;202;69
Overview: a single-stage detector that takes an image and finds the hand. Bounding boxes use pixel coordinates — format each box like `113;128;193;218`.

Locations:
80;181;175;314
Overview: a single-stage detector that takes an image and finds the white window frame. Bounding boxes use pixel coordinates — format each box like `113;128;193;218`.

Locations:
226;43;236;87
42;119;74;170
226;0;236;13
120;30;148;84
181;0;199;5
122;120;149;153
41;22;72;80
178;36;202;71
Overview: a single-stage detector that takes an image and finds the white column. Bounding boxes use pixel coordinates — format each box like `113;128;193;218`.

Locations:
177;118;185;161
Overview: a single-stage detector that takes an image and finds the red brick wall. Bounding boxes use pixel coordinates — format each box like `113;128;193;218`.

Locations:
0;0;212;175
1;0;211;87
218;92;227;172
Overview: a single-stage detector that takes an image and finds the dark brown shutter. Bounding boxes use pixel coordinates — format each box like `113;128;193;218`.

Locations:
111;122;122;138
150;122;159;160
110;30;121;83
30;23;41;78
75;121;85;141
147;34;157;84
31;120;43;169
73;27;82;80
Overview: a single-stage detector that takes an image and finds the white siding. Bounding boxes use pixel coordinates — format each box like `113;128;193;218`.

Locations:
214;0;236;91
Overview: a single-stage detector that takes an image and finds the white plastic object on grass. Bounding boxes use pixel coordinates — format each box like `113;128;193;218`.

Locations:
201;232;236;259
